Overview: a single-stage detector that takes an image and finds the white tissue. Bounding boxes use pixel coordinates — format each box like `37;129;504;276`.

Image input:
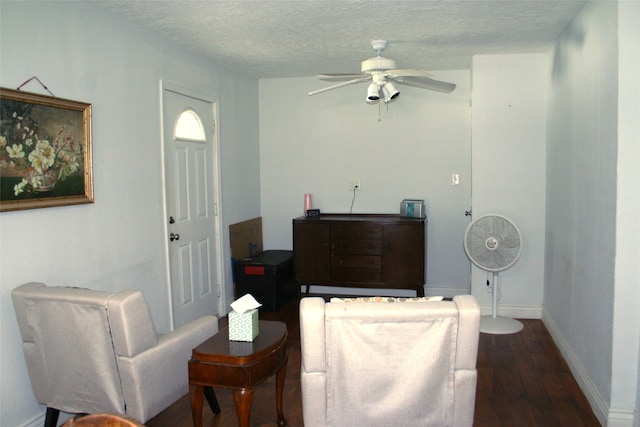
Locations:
230;294;262;314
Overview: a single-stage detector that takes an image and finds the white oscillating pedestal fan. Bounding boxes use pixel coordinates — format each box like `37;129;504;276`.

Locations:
464;214;523;334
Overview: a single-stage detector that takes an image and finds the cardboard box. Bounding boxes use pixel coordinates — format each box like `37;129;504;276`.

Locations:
229;217;263;261
228;308;259;341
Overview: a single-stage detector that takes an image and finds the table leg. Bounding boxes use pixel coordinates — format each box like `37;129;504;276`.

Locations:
204;386;221;414
232;388;255;427
275;355;288;427
189;384;204;427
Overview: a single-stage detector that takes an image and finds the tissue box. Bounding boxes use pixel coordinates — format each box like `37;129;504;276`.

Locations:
228;309;259;341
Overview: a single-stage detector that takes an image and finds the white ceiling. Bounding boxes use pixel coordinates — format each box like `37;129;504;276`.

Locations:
97;0;586;79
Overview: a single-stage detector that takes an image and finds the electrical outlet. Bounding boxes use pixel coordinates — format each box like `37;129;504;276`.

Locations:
452;174;460;186
350;178;361;191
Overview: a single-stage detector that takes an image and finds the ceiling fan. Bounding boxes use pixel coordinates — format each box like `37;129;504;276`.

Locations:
308;40;456;103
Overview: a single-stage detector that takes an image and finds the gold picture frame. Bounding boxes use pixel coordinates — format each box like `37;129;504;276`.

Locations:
0;88;93;212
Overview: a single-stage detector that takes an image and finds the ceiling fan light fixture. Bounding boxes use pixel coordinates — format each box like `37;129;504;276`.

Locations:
382;82;400;103
366;82;380;103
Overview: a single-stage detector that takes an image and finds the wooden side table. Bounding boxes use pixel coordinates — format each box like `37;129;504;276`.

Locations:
189;320;288;427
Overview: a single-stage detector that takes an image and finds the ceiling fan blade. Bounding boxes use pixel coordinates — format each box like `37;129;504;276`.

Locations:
308;76;371;96
318;73;366;81
394;76;456;93
386;68;434;78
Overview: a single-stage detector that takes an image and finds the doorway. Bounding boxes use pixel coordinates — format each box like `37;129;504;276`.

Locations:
162;84;222;328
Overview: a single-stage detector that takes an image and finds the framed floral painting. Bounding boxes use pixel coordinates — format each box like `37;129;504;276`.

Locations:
0;88;93;212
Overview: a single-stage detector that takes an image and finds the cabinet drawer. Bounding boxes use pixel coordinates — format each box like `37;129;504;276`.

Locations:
332;255;381;270
331;224;381;239
332;239;382;255
332;268;383;283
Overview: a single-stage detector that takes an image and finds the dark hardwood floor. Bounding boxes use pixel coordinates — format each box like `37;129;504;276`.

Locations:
147;298;600;427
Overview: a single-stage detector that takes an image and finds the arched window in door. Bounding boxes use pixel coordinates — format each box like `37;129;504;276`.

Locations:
175;109;205;141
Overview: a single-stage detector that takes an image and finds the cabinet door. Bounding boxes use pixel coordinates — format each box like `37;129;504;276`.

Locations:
382;223;425;288
293;222;331;283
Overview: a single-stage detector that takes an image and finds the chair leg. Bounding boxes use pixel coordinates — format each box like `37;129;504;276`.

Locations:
204;386;221;414
44;407;60;427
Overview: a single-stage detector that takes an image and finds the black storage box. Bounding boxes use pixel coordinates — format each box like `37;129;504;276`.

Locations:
233;250;296;312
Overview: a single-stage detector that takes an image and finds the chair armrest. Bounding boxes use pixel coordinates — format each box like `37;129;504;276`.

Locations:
453;295;481;369
115;315;218;422
107;291;158;357
299;297;326;373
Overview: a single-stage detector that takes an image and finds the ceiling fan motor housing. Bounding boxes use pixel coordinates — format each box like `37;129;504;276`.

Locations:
361;56;396;73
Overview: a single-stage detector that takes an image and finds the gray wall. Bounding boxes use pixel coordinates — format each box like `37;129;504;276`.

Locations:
546;0;617;409
471;53;547;319
0;2;261;426
259;71;472;297
544;1;639;425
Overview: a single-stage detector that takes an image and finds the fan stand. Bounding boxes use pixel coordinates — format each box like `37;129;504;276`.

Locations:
481;272;524;334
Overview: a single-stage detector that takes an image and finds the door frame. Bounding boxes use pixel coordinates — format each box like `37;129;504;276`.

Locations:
159;80;225;330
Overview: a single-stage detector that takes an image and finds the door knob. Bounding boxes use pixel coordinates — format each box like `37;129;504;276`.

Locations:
170;233;180;241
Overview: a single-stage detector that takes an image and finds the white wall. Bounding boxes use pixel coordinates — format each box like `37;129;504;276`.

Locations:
545;0;617;420
0;2;261;426
613;3;640;425
544;1;640;425
470;54;548;318
258;72;472;296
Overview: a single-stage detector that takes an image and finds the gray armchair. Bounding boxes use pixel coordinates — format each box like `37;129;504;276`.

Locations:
12;282;218;426
299;295;481;427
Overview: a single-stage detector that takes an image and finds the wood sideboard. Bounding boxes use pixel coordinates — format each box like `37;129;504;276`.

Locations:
293;214;426;296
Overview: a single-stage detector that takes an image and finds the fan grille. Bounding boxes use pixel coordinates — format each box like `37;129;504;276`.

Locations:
464;215;522;272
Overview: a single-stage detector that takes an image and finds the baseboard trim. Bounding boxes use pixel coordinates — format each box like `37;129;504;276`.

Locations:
605;408;639;427
18;408;73;427
19;412;43;427
541;308;611;427
479;303;542;319
424;286;470;297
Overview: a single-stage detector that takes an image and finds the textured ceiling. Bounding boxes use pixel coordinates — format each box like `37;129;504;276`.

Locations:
96;0;586;79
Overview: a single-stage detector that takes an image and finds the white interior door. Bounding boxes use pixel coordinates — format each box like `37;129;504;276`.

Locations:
163;86;221;328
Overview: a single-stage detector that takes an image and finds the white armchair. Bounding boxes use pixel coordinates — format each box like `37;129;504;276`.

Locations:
12;282;218;426
299;295;480;427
